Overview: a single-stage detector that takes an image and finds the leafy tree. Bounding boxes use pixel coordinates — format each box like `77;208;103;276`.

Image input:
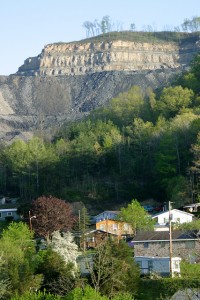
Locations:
0;222;42;296
156;86;194;119
166;175;190;208
37;248;78;296
188;133;200;202
11;290;61;299
190;52;200;80
118;199;154;234
49;231;79;267
181;16;200;32
66;285;108;300
0;255;10;299
103;86;145;126
100;16;112;34
31;196;75;239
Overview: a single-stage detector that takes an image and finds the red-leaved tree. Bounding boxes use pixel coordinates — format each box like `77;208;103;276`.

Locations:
31;195;75;239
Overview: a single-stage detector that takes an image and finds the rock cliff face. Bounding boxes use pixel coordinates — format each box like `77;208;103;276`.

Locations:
17;39;200;76
1;35;200;142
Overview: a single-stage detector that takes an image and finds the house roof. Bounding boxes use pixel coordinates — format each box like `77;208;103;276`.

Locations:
94;210;119;218
85;229;118;236
0;208;18;212
152;209;194;218
184;203;200;208
94;211;120;218
131;230;198;242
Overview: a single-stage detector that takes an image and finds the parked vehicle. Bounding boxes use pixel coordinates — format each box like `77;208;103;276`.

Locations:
143;205;154;212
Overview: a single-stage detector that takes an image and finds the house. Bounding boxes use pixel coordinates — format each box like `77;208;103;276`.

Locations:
76;253;94;276
134;256;181;277
80;229;119;250
152;209;193;228
129;230;200;262
96;219;133;239
92;211;119;223
0;208;20;221
183;203;200;213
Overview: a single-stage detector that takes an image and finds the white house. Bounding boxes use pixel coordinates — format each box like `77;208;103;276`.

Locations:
152;209;193;227
134;256;181;277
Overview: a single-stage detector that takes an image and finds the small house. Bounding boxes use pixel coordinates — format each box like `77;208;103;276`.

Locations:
82;229;119;249
152;209;193;226
0;208;20;221
135;256;181;277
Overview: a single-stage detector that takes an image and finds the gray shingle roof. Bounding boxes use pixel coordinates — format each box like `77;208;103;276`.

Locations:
131;230;198;242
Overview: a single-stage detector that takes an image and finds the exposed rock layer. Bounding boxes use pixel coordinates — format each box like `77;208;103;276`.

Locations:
17;39;200;76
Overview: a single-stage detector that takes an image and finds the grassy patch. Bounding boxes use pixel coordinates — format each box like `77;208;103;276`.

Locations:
48;31;200;47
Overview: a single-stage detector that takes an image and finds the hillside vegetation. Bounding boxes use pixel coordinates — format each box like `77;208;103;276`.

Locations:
1;53;200;212
77;30;200;44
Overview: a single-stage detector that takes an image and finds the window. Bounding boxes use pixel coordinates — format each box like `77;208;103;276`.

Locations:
86;237;95;242
100;224;105;231
144;242;149;248
137;261;142;268
0;212;2;218
7;212;12;216
148;260;153;271
160;241;166;248
172;260;180;270
124;223;129;231
185;240;195;249
113;223;118;231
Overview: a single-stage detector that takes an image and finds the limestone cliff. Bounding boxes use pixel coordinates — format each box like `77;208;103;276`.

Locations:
0;33;200;142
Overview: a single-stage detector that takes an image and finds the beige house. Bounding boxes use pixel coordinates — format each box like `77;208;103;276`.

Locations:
96;219;133;239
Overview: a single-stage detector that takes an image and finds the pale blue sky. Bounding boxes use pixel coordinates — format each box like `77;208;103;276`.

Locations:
1;0;199;75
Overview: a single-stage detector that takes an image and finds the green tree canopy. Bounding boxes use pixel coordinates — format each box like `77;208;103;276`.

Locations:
0;222;42;296
118;199;154;234
156;86;194;119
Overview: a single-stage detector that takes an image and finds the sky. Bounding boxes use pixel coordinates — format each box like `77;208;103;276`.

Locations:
1;0;200;75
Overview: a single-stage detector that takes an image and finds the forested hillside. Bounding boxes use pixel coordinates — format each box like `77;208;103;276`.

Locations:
1;53;200;212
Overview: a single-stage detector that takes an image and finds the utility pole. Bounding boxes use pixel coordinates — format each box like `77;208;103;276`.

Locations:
169;201;173;277
29;210;36;232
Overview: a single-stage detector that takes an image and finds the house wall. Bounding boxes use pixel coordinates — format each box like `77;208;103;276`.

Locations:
153;210;193;225
135;256;181;276
96;220;133;235
0;210;19;221
133;240;200;261
80;231;120;250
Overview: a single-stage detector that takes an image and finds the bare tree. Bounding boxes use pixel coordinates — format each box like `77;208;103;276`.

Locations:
87;240;140;297
82;21;91;38
130;23;136;31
